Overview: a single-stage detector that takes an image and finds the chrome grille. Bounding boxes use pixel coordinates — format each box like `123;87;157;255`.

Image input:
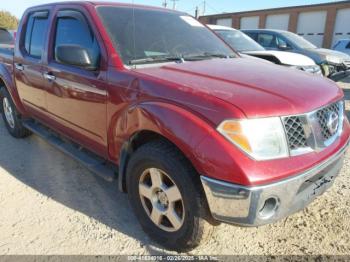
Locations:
283;116;308;150
316;102;340;140
282;101;343;155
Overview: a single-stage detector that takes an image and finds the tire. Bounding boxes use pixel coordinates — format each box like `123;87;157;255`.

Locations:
0;87;31;138
126;140;213;251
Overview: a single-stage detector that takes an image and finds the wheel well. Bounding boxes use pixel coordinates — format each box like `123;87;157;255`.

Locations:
118;130;219;225
0;78;5;98
130;130;168;152
119;130;192;192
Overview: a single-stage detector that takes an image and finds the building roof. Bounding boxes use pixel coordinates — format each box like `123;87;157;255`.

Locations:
200;0;350;19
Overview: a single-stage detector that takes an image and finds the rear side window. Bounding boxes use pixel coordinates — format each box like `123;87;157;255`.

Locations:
346;41;350;49
54;11;100;67
245;32;257;41
24;11;49;58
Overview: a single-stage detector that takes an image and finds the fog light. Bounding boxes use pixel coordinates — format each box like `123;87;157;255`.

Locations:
259;197;279;219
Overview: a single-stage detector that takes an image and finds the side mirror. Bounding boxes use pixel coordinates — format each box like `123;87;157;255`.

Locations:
56;45;97;70
278;42;289;50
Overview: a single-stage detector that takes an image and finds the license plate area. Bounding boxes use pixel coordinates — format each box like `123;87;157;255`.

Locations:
297;158;342;199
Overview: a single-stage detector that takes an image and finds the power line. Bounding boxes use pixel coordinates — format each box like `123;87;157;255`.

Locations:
204;1;222;14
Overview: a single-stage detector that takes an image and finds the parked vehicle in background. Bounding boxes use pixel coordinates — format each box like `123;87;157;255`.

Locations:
243;29;350;81
333;39;350;56
0;28;15;49
208;25;321;75
0;1;349;251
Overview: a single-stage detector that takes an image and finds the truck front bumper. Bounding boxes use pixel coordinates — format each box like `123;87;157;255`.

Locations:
201;139;350;226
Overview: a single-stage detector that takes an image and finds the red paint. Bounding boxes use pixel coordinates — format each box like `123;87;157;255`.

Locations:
0;1;349;187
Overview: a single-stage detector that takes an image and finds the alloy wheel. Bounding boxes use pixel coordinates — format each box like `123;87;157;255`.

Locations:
2;97;15;129
139;168;185;232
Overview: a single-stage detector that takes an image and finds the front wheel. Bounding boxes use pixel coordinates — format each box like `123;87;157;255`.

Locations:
0;88;31;138
126;141;213;251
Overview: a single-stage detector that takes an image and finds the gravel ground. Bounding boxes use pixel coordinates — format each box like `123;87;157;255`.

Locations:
0;78;349;256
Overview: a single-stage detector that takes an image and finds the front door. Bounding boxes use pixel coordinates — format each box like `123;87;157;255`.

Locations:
44;8;108;156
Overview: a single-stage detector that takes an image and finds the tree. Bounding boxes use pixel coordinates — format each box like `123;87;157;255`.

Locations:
0;10;18;30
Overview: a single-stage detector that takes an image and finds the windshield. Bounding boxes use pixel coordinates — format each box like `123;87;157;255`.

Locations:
281;31;316;49
215;29;265;52
97;6;236;65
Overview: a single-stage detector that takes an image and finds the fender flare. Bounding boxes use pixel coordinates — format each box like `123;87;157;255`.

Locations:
0;64;26;115
114;101;217;192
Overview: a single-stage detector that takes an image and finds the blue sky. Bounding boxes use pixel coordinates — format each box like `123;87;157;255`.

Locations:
2;0;340;18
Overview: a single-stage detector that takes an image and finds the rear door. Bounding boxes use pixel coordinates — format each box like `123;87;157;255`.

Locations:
43;7;108;156
14;10;50;116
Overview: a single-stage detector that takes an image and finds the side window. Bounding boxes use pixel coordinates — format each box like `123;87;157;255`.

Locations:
24;12;49;58
276;36;291;49
276;36;286;46
54;11;100;68
346;41;350;49
245;32;257;41
333;41;340;49
257;33;276;48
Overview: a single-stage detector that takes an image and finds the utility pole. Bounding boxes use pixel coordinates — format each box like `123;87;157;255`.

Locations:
170;0;179;10
202;0;206;16
162;0;168;8
195;6;199;19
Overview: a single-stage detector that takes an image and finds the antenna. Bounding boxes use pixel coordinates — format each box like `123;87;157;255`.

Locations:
170;0;179;10
132;0;136;65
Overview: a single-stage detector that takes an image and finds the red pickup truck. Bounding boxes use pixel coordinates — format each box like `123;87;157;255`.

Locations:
0;1;349;251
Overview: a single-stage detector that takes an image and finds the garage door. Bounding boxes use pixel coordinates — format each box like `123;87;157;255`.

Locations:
216;18;232;27
297;11;327;47
240;16;259;29
266;14;289;30
332;8;350;46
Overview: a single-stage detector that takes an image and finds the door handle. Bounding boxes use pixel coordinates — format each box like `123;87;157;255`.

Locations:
43;72;56;81
15;63;24;71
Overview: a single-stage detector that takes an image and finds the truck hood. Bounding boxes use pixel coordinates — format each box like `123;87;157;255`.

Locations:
244;50;316;66
134;58;343;118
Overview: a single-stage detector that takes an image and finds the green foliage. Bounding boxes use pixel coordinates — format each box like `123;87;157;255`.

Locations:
0;10;18;30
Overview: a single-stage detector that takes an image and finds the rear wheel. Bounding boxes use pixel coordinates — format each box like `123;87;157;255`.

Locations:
0;88;31;138
127;140;213;251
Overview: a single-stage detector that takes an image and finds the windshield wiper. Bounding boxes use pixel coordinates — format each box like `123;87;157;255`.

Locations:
128;52;235;65
129;56;184;65
183;52;235;60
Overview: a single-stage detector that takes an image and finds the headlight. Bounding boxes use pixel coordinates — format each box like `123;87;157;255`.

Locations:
326;56;342;64
217;118;289;160
290;65;322;75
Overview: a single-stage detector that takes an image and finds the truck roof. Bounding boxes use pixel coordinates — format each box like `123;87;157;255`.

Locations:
241;29;288;34
27;1;179;13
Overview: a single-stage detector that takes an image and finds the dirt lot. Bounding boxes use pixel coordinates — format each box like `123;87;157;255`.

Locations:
0;78;350;256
